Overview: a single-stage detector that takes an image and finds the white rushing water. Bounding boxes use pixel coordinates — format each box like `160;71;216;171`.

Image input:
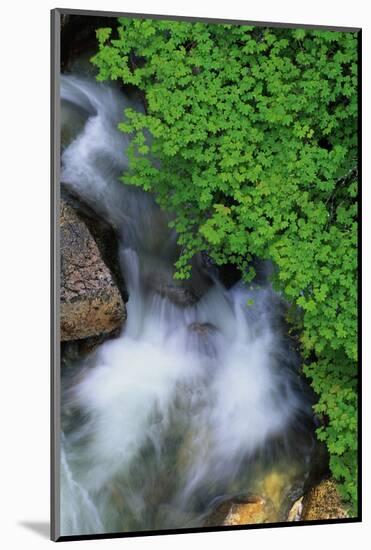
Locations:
60;74;315;536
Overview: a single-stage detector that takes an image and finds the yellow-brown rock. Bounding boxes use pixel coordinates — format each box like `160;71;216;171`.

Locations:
205;495;275;527
301;479;349;521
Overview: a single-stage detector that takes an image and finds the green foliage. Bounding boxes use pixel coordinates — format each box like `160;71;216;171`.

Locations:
92;20;359;512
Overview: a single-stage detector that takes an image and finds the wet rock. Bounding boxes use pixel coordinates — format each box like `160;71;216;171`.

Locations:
61;329;122;367
60;340;81;368
188;322;217;335
301;479;349;520
187;322;218;356
287;496;303;521
205;494;274;527
78;328;122;356
61;102;89;151
141;248;213;307
60;199;126;341
156;284;199;307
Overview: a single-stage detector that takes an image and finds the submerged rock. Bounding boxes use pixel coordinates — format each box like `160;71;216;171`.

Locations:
187;322;218;356
60;200;126;341
301;479;349;520
205;494;274;526
188;322;217;335
155;284;199;307
61;328;122;367
143;251;213;307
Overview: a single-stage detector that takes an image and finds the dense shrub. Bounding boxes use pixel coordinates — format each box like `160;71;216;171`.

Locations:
92;19;359;511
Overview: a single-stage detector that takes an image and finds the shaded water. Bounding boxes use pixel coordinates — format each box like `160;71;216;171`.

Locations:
60;74;316;536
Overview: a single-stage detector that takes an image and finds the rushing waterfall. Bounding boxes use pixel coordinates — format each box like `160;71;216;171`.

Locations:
60;74;316;536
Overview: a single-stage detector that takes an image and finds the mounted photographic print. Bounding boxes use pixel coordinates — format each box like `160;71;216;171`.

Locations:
51;8;361;542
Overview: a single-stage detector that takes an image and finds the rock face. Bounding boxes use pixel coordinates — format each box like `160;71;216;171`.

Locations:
301;479;349;521
60;199;126;341
205;495;274;527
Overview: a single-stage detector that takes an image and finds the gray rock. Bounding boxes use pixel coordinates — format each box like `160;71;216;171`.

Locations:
60;199;126;341
61;186;127;302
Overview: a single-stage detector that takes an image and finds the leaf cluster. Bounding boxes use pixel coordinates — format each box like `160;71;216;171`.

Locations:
92;20;358;511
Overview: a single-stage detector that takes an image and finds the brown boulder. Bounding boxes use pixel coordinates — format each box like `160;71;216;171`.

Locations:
60;200;126;341
301;479;349;521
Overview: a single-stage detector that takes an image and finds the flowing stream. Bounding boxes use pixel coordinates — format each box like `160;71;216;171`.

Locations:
60;73;317;536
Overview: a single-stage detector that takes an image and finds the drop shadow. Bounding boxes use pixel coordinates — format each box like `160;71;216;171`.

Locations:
18;521;50;539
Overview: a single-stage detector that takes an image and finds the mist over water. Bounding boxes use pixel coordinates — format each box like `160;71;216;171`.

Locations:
60;74;315;536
